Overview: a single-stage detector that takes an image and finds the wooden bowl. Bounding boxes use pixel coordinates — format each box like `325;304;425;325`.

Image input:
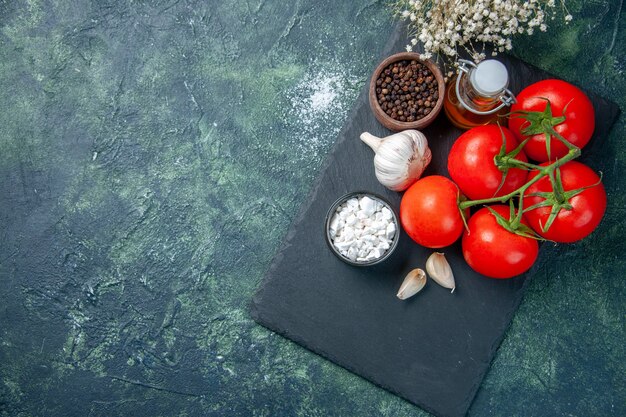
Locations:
368;52;445;132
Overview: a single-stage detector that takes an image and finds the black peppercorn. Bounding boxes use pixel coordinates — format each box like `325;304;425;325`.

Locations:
375;59;439;123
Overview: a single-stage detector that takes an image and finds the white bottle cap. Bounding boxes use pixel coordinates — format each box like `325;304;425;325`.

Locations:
470;60;509;96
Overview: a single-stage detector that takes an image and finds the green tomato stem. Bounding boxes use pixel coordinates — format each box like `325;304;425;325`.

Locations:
458;146;580;211
499;156;542;171
461;101;586;235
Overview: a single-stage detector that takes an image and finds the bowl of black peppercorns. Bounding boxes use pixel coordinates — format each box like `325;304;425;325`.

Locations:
369;52;445;131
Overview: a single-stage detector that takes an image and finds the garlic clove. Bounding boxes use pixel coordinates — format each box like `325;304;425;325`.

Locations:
425;252;456;293
397;268;427;300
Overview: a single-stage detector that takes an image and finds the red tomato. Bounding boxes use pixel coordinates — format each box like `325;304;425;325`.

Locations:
523;161;606;242
509;79;595;162
462;205;539;279
447;125;529;200
400;175;467;248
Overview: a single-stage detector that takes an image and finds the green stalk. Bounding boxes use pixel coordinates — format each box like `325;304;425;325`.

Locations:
459;145;580;211
458;100;590;237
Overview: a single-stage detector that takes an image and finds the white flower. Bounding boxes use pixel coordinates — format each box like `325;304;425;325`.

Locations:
397;0;571;61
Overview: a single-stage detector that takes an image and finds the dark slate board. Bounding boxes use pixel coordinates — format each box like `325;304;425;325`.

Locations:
250;28;620;417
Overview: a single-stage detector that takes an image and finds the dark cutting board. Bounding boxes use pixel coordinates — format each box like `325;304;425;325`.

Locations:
250;27;620;417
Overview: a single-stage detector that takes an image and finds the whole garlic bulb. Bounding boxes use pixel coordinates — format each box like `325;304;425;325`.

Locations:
360;130;432;191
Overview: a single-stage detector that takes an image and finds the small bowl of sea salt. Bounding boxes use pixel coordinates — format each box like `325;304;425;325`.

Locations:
325;192;399;266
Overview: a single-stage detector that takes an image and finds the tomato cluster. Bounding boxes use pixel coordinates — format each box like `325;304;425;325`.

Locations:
400;79;606;279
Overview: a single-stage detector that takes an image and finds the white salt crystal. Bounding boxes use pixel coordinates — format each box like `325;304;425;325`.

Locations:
385;222;396;240
378;240;390;251
359;196;376;216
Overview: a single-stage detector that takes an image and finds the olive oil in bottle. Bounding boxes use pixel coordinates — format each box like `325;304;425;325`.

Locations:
443;59;516;130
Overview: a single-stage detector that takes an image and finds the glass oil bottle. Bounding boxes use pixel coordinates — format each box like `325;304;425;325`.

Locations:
443;59;516;130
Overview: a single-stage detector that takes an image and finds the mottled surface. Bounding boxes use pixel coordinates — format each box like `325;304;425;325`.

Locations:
0;1;623;417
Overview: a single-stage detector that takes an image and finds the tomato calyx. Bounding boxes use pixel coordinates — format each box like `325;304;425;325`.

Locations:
485;201;543;240
491;125;533;195
523;168;604;233
494;136;533;171
509;98;570;160
511;98;567;135
493;127;528;169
